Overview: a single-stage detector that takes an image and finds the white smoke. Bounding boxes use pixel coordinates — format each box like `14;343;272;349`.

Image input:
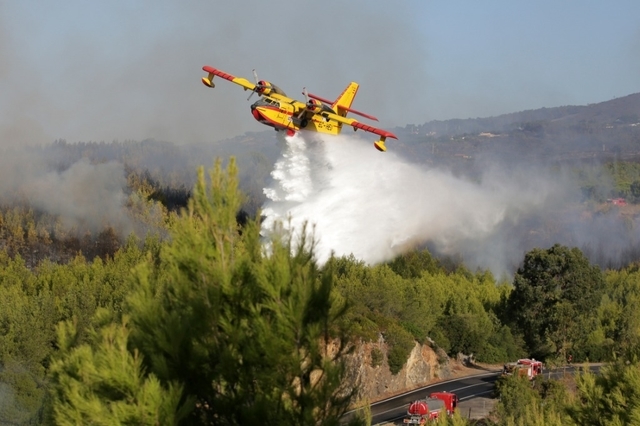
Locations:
23;158;132;234
261;133;567;276
0;148;135;237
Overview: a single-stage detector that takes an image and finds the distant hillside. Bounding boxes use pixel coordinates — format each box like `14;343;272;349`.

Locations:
404;93;640;136
393;92;640;167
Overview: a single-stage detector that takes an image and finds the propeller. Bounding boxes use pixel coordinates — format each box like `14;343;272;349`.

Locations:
247;69;269;101
296;87;318;120
302;87;321;111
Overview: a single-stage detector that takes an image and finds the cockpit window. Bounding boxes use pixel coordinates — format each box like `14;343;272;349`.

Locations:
253;99;280;108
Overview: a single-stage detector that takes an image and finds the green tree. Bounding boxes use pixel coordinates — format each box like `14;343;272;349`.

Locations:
49;314;185;425
334;249;521;364
0;232;156;424
437;313;490;357
387;249;441;279
568;361;640;425
495;374;569;426
0;253;49;425
506;244;605;359
51;158;364;425
601;267;640;359
384;323;416;375
440;409;470;425
495;374;541;424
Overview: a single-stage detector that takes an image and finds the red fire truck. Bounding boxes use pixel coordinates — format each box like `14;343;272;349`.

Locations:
502;358;543;380
403;391;458;424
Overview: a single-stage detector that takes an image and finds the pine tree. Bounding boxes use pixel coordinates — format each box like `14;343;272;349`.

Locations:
569;361;640;425
49;313;185;425
51;158;364;425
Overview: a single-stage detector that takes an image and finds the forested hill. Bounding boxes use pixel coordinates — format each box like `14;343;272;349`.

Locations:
405;92;640;137
393;92;640;165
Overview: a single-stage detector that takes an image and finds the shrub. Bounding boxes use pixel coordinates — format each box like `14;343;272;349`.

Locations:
384;323;416;375
428;328;451;354
370;348;383;368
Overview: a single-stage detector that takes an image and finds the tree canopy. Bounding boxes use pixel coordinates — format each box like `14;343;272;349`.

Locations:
49;159;364;425
506;244;605;360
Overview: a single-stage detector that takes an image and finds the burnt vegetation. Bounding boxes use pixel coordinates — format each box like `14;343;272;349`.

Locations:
0;137;275;266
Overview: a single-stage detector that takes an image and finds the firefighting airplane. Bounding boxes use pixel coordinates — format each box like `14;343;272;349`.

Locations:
201;65;397;152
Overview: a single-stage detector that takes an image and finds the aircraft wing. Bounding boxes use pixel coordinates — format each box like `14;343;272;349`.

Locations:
348;120;398;140
202;65;256;91
324;112;397;140
321;111;397;151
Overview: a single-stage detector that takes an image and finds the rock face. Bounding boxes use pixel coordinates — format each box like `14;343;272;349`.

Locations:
345;337;453;403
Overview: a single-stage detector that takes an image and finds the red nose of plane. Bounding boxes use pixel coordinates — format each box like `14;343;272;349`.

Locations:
251;107;262;121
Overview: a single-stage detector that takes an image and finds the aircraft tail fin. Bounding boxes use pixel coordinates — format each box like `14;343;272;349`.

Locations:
332;82;359;117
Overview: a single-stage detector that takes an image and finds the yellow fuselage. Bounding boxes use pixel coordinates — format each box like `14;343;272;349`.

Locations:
250;94;342;136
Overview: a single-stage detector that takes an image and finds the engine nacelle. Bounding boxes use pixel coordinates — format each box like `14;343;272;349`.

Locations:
257;80;286;96
307;99;323;111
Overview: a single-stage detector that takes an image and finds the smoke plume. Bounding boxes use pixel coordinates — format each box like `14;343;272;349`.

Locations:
0;147;133;236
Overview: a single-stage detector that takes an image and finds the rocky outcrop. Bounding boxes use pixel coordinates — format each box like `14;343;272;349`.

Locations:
344;336;453;403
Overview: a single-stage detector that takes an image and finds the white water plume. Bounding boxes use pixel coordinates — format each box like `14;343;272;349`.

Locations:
262;133;313;203
262;132;565;275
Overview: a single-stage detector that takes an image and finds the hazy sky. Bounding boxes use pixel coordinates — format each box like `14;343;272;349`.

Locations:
1;1;639;145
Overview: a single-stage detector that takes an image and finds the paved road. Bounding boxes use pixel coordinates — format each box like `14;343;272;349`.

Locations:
342;369;501;425
343;364;601;425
